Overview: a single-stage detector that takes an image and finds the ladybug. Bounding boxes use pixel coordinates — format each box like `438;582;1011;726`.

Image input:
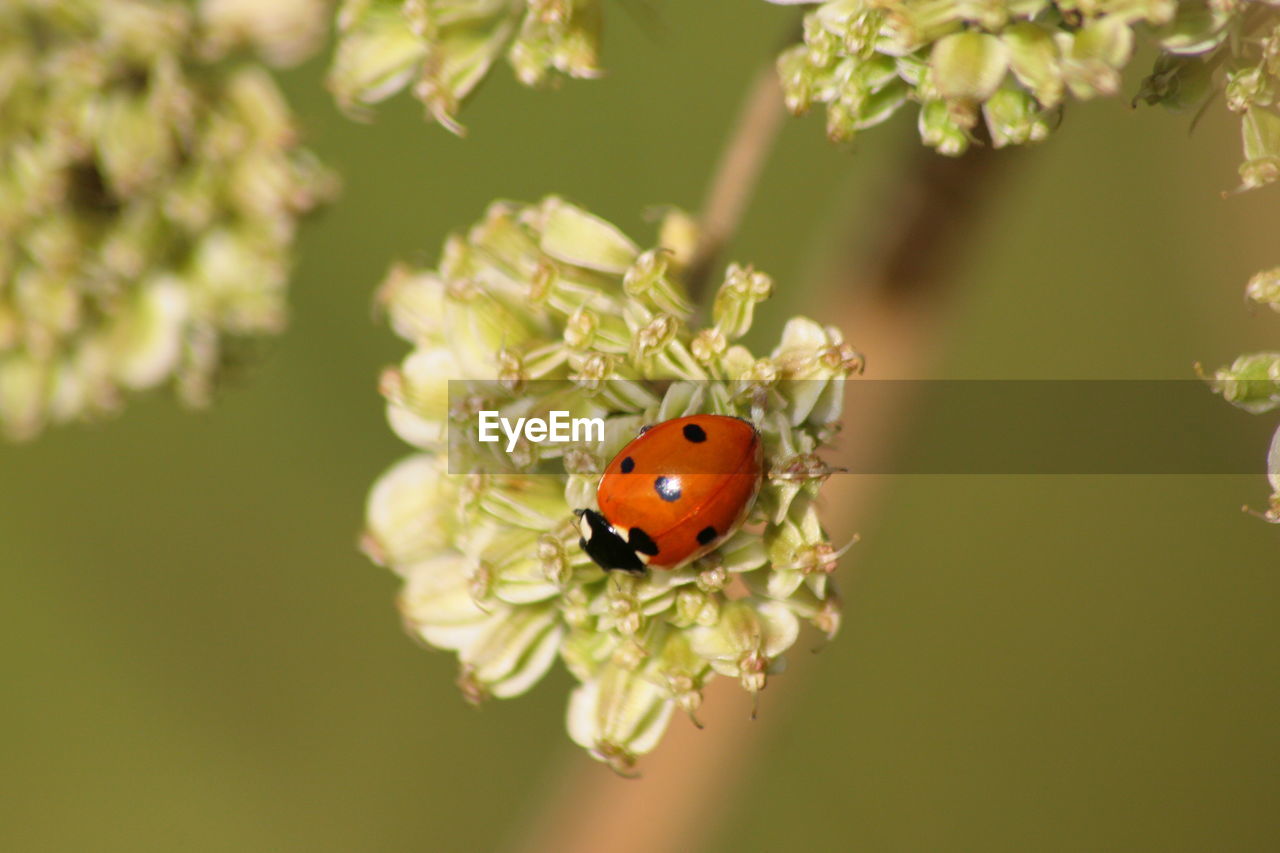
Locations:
576;414;764;573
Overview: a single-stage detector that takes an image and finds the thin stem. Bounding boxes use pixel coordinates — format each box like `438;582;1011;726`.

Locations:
857;140;1013;303
685;64;787;303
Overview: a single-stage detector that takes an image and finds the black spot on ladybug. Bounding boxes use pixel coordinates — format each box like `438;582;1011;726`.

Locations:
654;476;682;502
620;456;635;473
628;527;659;556
696;525;718;545
682;423;707;443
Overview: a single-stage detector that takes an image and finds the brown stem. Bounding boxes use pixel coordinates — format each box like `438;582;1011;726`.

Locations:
684;64;787;303
511;136;1018;853
857;140;1013;304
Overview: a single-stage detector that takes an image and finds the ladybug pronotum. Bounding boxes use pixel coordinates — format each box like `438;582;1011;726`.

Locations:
576;414;764;572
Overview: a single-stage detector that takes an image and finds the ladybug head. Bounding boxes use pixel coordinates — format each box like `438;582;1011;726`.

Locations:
574;509;646;573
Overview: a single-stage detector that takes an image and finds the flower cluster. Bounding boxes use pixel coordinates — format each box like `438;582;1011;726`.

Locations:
330;0;603;133
0;0;335;440
1208;267;1280;522
363;197;859;771
200;0;333;67
1133;2;1280;193
769;0;1280;169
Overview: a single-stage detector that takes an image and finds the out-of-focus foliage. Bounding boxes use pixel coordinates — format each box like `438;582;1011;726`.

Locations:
1208;269;1280;522
770;0;1280;179
0;0;335;440
329;0;603;133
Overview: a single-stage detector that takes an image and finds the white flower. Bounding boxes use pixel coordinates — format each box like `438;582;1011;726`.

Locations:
366;197;858;771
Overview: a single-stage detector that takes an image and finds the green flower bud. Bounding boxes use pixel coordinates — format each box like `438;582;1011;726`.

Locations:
772;316;862;425
331;0;604;132
463;526;562;604
918;98;973;155
107;277;189;391
650;629;711;717
673;587;722;628
1057;16;1134;100
398;553;491;649
1209;352;1280;414
364;454;459;569
984;86;1051;147
1246;267;1280;311
567;664;675;774
1226;65;1274;113
510;0;601;86
624;250;695;319
1240;107;1280;191
713;264;774;342
1134;53;1214;111
931;31;1009;101
535;196;639;274
456;603;565;701
330;1;429;114
1267;423;1280;523
1154;0;1232;55
1003;21;1064;107
688;600;800;693
416;20;520;133
656;208;700;272
377;263;448;345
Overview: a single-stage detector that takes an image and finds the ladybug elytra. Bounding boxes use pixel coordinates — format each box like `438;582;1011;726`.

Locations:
576;414;764;572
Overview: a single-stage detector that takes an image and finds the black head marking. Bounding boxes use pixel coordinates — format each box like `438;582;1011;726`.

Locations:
576;512;645;571
682;423;707;443
620;456;635;473
654;475;682;502
696;525;718;545
577;509;645;572
628;527;659;556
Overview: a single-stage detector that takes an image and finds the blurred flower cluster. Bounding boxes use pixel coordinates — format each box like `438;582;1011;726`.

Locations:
0;0;335;440
1133;1;1280;193
769;0;1280;168
1208;267;1280;522
330;0;602;133
200;0;333;67
364;197;859;771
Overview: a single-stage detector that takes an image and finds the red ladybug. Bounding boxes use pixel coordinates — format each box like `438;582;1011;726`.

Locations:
576;414;763;572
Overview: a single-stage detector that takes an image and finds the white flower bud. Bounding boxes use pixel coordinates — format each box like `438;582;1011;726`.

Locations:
567;664;676;772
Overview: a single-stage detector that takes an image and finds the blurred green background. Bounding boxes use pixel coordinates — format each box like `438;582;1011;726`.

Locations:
2;4;1278;851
